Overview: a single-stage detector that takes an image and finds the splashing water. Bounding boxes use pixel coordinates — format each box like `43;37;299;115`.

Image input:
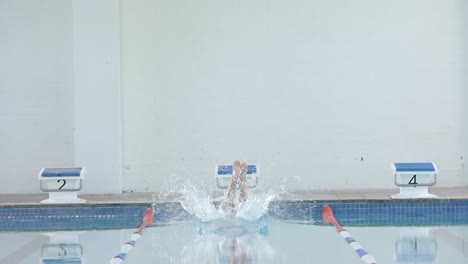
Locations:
180;182;224;221
151;193;156;212
180;180;282;222
177;179;285;263
235;189;277;221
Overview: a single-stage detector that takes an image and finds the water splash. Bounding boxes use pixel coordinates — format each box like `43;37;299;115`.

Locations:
177;179;286;263
236;189;277;221
180;181;224;221
151;193;156;212
180;179;283;222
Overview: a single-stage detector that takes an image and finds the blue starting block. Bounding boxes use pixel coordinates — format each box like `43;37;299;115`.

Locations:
391;163;438;199
216;165;259;189
38;168;86;204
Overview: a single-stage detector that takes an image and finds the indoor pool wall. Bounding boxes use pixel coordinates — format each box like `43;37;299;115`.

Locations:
2;188;468;231
2;200;468;232
2;188;468;263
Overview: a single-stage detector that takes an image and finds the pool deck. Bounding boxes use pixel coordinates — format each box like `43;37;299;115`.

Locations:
1;187;468;206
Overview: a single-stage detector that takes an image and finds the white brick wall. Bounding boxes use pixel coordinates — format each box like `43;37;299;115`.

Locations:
0;0;466;194
120;0;467;192
0;0;121;194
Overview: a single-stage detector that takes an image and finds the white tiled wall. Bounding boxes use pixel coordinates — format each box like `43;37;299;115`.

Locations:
120;0;467;192
0;0;466;194
0;0;121;194
0;0;74;193
73;0;122;194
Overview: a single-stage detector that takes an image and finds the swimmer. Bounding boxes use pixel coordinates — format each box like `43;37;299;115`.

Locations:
221;160;248;217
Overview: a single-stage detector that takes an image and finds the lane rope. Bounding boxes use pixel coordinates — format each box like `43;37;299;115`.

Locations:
109;208;154;264
322;205;377;264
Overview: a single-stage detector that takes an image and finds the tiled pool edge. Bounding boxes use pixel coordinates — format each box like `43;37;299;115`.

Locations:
2;198;468;231
269;199;468;226
0;203;193;232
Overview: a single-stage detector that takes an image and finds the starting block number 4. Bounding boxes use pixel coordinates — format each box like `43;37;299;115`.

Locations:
392;162;438;199
393;163;437;187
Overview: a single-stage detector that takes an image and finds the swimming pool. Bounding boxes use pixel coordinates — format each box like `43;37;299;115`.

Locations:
0;217;467;263
1;200;468;263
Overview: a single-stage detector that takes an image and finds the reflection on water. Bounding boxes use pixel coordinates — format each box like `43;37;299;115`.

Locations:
198;218;269;237
396;228;437;263
0;225;467;263
177;179;278;263
40;232;86;264
179;218;275;264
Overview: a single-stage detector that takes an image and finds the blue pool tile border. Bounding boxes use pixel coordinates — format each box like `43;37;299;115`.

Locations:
268;199;468;226
2;199;468;231
0;203;194;232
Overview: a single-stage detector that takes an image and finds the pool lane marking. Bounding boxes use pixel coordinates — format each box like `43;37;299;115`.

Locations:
322;205;377;264
109;208;154;264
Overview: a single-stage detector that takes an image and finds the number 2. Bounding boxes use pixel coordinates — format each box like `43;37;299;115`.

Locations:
57;179;66;190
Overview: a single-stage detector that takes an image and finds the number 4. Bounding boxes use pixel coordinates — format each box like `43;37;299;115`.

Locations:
409;175;418;185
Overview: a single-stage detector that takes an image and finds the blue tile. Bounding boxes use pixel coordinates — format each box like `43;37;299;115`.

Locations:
269;200;468;226
3;199;468;231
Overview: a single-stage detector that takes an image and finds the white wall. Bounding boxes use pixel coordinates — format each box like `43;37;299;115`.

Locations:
121;0;466;192
0;0;121;194
73;0;122;194
0;0;74;193
0;0;466;194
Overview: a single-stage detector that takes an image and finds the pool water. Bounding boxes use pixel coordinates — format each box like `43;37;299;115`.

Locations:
3;185;468;264
1;217;467;264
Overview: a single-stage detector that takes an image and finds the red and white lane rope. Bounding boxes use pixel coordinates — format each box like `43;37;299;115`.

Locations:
109;209;154;264
322;205;377;264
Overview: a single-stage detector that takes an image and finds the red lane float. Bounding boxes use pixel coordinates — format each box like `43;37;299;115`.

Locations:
322;205;377;264
109;209;154;264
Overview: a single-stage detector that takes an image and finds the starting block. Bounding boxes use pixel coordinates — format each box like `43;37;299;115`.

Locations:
39;167;86;204
216;165;259;189
391;163;438;199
